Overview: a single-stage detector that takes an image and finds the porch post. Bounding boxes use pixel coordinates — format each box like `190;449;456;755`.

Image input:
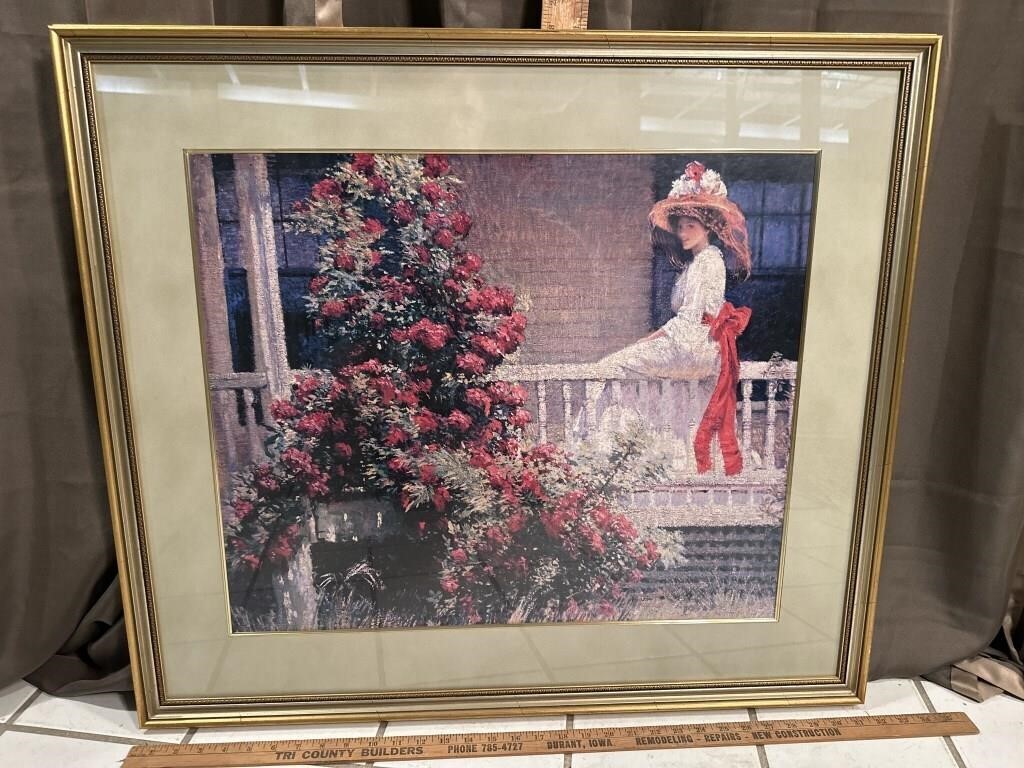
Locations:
190;154;237;478
234;154;316;629
233;153;292;402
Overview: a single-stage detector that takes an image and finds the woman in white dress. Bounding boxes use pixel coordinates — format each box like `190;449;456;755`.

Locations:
585;162;752;476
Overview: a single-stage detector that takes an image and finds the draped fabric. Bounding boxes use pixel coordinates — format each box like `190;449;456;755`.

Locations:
1;0;1021;700
695;302;751;477
0;0;282;699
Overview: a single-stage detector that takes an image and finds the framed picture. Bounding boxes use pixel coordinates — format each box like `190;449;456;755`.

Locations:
51;26;940;726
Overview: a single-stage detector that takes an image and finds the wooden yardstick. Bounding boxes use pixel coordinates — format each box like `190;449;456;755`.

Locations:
122;711;977;767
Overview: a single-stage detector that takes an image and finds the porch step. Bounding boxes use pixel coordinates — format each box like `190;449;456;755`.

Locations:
635;524;783;596
628;504;783;528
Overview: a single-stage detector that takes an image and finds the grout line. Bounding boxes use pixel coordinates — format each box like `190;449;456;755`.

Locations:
521;632;557;683
0;687;44;742
777;605;835;641
912;678;935;710
351;720;388;768
700;654;724;677
913;678;970;768
2;688;43;731
778;606;843;638
563;714;574;768
748;708;771;768
180;727;197;745
5;723;171;747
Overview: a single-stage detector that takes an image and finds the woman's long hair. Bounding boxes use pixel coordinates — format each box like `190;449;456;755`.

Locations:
658;215;751;279
652;223;689;270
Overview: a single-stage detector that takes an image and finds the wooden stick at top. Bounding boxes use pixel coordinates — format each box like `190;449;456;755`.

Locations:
314;0;344;27
541;0;591;30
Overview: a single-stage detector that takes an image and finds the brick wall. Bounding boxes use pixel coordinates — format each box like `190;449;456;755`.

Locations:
453;154;656;364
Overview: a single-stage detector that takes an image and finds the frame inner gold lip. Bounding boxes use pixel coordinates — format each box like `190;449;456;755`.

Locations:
51;27;940;725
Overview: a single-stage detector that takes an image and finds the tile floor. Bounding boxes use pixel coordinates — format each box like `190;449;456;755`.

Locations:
0;677;1020;767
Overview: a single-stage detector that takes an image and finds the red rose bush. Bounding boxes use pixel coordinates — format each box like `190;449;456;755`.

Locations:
225;153;662;625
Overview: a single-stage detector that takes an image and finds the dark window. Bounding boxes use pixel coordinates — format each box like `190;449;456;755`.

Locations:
210;153;344;371
732;179;814;273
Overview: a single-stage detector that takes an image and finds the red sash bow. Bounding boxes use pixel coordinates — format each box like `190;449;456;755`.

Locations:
694;301;751;476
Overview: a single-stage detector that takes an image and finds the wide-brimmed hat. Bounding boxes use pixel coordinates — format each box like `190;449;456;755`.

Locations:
649;162;751;277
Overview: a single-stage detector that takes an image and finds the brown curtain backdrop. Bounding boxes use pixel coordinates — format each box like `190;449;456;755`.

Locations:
1;0;1021;700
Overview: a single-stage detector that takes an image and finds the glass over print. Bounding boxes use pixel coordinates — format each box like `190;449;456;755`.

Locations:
194;151;816;632
51;26;939;724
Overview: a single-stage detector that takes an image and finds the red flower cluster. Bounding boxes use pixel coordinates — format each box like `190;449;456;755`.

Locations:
392;200;415;224
447;410;472;432
296;411;331;435
470;335;502;359
495;313;528;353
487;381;528;407
294;374;323;403
351;153;376;174
464;388;491;414
454;252;482;280
363;218;385;237
413;411;440;433
434;229;456;250
456;352;487;375
270;399;300;421
320;299;353;318
450;211;472;236
423;154;450;177
420;181;445;203
311;178;343;201
465;286;515;314
334;251;356;271
407;318;451;350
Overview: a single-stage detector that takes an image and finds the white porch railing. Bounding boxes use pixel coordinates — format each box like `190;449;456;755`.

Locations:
495;360;796;477
209;371;269;474
210;359;796;510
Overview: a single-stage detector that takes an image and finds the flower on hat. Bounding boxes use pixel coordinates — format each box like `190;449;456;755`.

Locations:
669;161;728;198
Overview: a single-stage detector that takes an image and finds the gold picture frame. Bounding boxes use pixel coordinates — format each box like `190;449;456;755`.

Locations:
51;25;940;727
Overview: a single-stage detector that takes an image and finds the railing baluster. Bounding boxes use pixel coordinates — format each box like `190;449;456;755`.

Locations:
661;381;673;438
536;380;548;443
765;380;778;471
741;379;753;462
243;387;264;462
586;380;602;434
685;380;698;470
637;379;649;426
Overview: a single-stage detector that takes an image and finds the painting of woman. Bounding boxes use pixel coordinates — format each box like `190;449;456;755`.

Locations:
586;162;753;476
